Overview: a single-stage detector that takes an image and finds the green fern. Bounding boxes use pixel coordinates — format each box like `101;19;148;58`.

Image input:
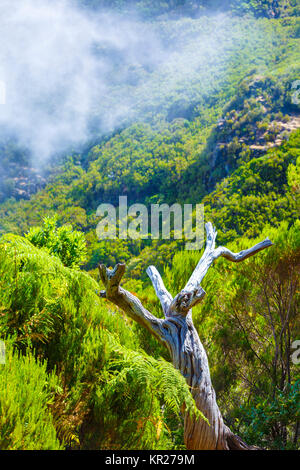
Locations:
0;339;62;450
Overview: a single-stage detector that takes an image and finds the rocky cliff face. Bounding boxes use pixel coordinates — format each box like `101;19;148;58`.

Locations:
0;161;47;202
205;75;300;188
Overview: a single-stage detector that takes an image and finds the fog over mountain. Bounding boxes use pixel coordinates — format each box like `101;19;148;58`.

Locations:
0;0;264;168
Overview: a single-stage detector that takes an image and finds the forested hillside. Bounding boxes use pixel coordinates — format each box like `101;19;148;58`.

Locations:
0;0;299;451
78;0;300;19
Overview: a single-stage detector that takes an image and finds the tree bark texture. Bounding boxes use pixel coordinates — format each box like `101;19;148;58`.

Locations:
98;223;272;450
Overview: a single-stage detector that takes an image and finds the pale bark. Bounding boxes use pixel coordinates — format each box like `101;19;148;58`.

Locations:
98;223;272;450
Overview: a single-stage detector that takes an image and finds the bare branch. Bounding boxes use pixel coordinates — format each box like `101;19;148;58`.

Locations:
184;222;218;293
169;222;273;315
146;265;173;316
96;222;271;449
213;238;273;263
98;263;168;346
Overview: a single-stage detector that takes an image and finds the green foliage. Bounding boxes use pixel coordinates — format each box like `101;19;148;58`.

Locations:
0;340;62;450
25;216;87;269
162;221;300;450
203;129;300;244
0;1;299;451
0;234;201;449
287;153;300;209
89;333;204;449
235;381;300;450
231;0;300;18
77;0;300;19
193;221;300;448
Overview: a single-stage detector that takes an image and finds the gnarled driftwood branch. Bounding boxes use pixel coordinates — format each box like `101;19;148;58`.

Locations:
98;222;272;449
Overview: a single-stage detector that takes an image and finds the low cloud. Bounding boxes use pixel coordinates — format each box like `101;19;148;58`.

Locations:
0;0;261;168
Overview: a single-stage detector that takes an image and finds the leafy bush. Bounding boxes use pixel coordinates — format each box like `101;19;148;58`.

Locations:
0;234;201;449
25;216;87;268
236;382;300;450
0;340;62;450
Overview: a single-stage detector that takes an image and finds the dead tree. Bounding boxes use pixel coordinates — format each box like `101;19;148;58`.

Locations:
98;222;272;450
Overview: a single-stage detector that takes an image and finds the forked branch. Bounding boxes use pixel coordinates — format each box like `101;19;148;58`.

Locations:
98;222;272;324
97;223;272;450
98;263;167;346
167;222;273;316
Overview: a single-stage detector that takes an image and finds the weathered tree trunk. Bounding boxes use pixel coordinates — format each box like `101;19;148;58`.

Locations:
98;223;272;450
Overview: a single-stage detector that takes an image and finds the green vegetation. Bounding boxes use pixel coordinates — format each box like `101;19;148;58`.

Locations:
203;129;300;243
0;342;62;450
155;221;300;449
0;0;299;450
25;216;87;268
193;221;300;449
0;217;298;449
0;234;202;449
78;0;300;19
